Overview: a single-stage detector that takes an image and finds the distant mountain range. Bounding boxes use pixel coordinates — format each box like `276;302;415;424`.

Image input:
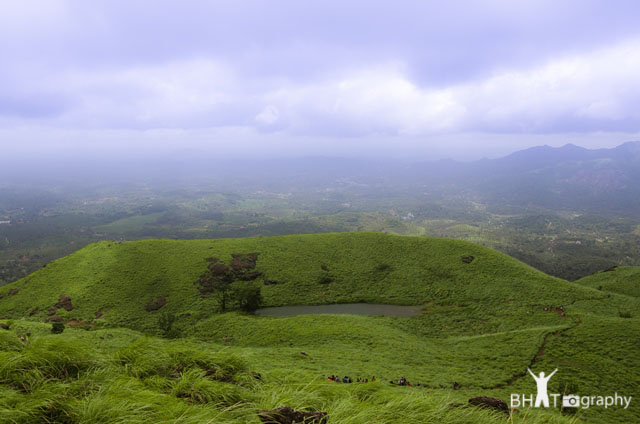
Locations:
5;140;639;215
480;141;640;213
404;141;640;215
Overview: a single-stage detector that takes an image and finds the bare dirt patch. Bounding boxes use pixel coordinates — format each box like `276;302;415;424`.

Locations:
55;295;73;311
258;406;327;424
67;320;94;328
145;296;167;312
238;271;262;281
231;253;259;271
210;263;231;275
199;253;263;293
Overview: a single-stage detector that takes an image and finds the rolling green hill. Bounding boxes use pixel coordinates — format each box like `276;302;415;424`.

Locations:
576;266;640;299
0;232;605;331
0;233;638;423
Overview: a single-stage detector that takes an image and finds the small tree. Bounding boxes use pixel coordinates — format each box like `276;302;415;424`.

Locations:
213;279;233;312
199;265;234;312
51;322;65;334
233;285;263;312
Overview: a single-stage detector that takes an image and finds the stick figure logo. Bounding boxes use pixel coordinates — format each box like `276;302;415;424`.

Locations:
527;368;558;407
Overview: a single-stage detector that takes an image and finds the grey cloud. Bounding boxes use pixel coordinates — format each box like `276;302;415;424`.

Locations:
2;0;640;158
0;93;73;119
4;1;640;79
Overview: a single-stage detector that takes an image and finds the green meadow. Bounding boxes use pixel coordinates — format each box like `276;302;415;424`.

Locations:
0;233;638;423
576;266;640;299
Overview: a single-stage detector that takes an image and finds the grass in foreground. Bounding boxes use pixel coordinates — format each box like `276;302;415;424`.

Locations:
0;321;581;424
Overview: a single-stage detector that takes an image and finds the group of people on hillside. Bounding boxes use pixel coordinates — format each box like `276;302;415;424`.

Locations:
326;375;429;387
327;375;376;384
389;377;423;387
327;375;462;390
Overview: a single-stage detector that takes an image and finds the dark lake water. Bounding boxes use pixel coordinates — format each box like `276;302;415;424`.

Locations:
254;303;423;317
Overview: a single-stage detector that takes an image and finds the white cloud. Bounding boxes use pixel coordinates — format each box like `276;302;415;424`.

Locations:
2;37;640;147
259;66;467;135
455;39;640;131
255;105;280;125
61;59;241;128
252;38;640;135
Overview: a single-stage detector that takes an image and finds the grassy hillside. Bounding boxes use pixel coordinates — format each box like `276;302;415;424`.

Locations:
0;233;638;423
575;266;640;299
0;232;605;331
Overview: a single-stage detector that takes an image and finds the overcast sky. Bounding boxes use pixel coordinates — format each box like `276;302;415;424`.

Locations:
2;0;640;161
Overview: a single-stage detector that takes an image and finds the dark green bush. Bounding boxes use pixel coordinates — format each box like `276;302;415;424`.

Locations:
374;263;392;273
51;322;65;334
232;285;263;312
158;312;179;338
317;272;333;284
619;310;632;318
